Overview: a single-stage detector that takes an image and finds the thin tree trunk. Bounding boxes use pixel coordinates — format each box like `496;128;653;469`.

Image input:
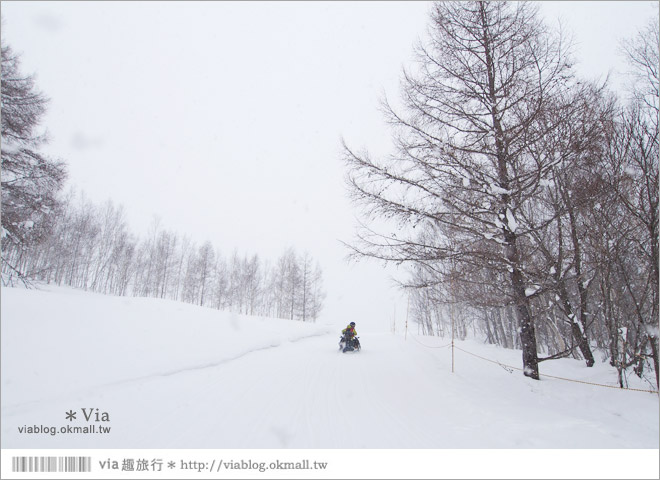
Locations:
566;201;596;367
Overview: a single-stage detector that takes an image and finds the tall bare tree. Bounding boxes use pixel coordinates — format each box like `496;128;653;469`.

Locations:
1;41;66;282
344;1;577;379
602;17;659;387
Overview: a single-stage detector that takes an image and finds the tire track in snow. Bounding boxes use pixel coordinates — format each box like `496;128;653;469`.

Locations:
1;332;330;416
131;332;339;448
354;341;439;447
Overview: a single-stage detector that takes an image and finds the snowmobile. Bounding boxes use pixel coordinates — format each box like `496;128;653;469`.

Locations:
338;332;361;353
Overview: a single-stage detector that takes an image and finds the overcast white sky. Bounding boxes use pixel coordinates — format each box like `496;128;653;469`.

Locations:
1;1;657;332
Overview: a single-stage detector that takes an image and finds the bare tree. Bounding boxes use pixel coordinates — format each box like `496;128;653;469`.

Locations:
243;254;261;316
172;235;193;301
520;83;618;367
211;249;228;310
1;41;66;283
344;1;576;379
596;17;659;388
299;252;325;322
196;241;215;306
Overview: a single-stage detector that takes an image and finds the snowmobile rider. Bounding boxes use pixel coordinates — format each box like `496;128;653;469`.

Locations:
342;322;357;340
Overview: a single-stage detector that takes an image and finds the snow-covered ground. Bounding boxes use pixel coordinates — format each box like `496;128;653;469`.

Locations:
1;284;658;450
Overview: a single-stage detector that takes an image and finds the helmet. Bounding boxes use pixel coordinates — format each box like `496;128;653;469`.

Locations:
350;322;356;327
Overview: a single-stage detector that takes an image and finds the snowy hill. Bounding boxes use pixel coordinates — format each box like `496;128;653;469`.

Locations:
1;284;658;449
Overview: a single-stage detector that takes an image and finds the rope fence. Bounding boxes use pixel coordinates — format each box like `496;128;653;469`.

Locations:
405;332;659;395
408;332;452;349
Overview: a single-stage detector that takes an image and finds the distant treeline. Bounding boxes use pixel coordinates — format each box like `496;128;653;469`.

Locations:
3;191;326;321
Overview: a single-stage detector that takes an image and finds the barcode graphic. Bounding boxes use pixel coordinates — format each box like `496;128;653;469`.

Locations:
11;456;92;473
